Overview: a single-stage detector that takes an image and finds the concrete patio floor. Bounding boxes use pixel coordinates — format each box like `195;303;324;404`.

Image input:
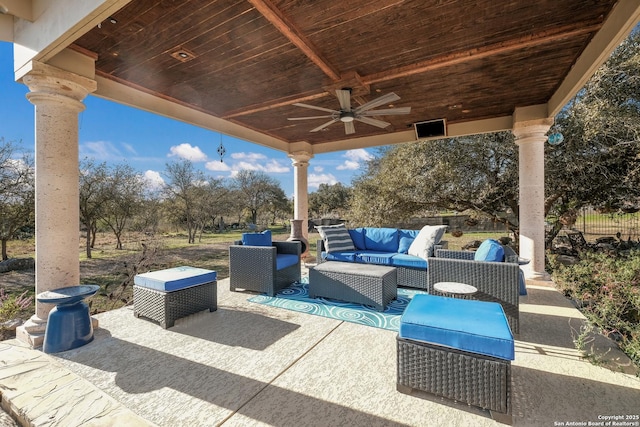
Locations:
0;269;639;427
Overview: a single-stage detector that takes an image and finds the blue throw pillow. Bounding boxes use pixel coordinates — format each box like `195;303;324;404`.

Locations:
474;239;505;262
348;227;366;250
242;229;272;246
398;229;420;253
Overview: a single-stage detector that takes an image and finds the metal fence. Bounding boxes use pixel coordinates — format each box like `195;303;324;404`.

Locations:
575;207;640;241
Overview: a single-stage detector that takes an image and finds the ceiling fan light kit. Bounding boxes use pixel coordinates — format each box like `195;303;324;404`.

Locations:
288;89;411;135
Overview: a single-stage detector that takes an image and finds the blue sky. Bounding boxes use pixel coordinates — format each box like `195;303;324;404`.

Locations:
0;42;373;196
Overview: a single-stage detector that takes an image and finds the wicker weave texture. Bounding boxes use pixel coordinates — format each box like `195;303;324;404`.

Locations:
309;262;397;311
315;239;436;289
397;337;511;417
133;281;217;328
428;254;520;334
229;241;301;296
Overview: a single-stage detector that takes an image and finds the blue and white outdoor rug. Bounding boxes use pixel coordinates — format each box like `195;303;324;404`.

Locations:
248;277;427;331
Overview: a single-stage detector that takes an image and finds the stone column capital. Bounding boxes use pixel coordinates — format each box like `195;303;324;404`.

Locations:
288;151;313;167
23;61;97;112
512;118;554;144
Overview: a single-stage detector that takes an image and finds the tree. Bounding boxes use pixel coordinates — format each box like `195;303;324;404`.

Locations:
79;159;109;258
191;177;229;240
544;29;640;243
101;163;145;249
264;186;291;225
163;160;206;243
309;183;352;218
349;29;640;242
231;170;284;226
0;139;34;260
348;132;519;231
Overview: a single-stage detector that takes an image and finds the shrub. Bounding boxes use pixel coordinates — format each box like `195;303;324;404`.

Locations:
551;251;640;367
0;288;33;322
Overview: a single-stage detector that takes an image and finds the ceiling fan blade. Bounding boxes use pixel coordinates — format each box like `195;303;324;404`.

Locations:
354;92;401;113
292;103;338;114
310;118;339;132
344;121;355;135
287;115;334;121
356;116;391;129
336;89;352;111
361;107;411;116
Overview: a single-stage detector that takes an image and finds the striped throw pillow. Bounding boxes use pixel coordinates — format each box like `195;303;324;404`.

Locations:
315;224;355;253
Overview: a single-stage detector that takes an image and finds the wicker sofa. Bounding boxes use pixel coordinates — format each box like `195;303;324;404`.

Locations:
316;226;447;290
229;230;301;296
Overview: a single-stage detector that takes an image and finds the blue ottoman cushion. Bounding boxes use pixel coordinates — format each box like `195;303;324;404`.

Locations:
399;294;514;360
134;266;217;292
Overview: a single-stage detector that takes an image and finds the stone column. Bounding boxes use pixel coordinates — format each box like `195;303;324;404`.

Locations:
288;151;313;256
513;118;553;280
16;62;97;348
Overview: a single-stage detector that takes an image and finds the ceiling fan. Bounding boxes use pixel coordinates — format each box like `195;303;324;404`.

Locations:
287;89;411;135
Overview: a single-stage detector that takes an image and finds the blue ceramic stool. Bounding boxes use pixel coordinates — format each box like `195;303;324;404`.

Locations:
37;285;100;354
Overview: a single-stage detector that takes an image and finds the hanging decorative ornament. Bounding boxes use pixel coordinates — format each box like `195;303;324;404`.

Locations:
217;136;226;162
547;132;564;146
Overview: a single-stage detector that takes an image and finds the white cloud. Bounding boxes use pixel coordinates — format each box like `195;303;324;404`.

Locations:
121;142;137;155
168;143;207;162
345;149;373;162
336;160;360;170
262;160;289;173
314;166;324;172
231;152;267;161
205;160;231;172
143;170;164;191
308;173;337;189
233;158;290;174
336;149;373;170
234;161;260;171
80;141;123;160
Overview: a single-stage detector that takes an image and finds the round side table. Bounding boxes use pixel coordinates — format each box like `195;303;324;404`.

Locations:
433;281;478;300
37;285;100;353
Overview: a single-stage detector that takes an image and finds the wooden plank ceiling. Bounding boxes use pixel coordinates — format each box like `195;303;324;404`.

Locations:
72;0;618;146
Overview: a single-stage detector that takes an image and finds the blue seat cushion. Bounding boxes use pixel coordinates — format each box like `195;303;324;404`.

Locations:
399;294;514;360
363;227;399;252
474;239;505;262
276;254;299;270
391;253;427;269
354;251;395;266
134;266;217;292
323;251;356;263
242;230;272;246
348;228;366;250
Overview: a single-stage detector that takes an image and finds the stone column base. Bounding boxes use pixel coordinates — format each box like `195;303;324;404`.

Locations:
15;316;100;349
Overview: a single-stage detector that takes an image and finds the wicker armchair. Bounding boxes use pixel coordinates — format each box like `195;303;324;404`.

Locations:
428;249;520;334
229;241;301;296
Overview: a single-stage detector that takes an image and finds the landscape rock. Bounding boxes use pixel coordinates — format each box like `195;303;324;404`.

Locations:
0;258;35;273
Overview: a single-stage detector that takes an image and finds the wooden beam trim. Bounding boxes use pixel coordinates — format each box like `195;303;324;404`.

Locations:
222;91;330;118
364;24;603;85
247;0;341;81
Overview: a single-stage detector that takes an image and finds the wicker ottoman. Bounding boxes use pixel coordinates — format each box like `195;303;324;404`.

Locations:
133;266;217;328
309;261;397;311
397;294;514;424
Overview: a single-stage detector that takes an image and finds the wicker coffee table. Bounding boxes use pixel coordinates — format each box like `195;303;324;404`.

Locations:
309;261;397;311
